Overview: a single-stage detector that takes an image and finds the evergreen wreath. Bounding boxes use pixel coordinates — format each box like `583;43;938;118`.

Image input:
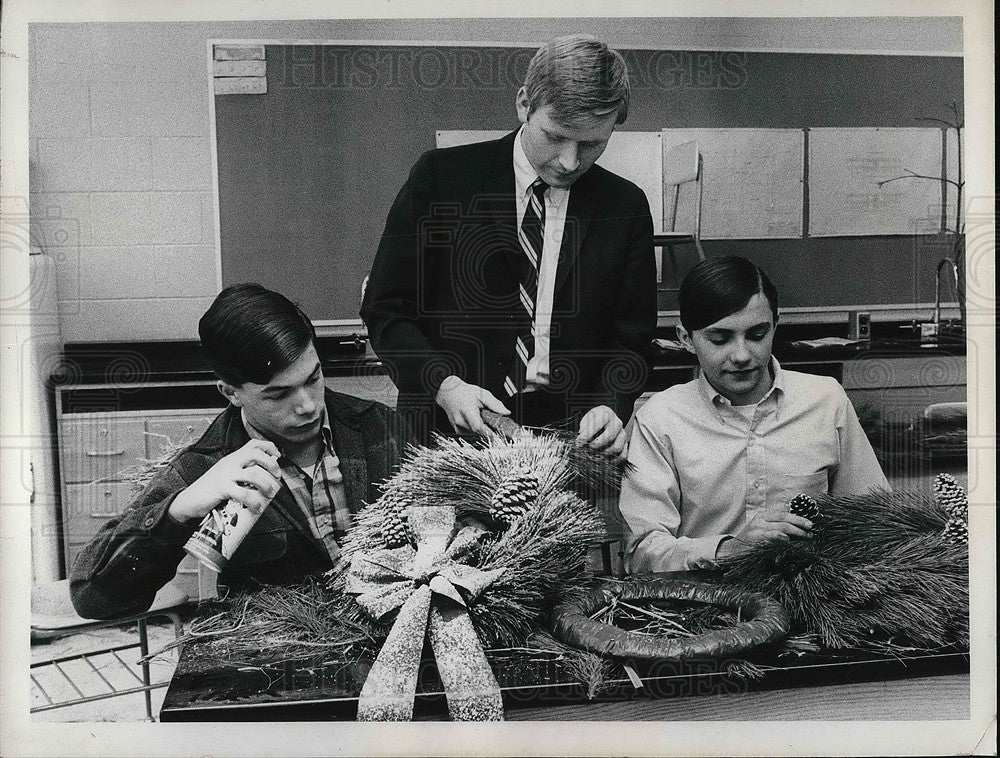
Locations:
326;421;616;648
159;419;621;669
719;478;970;651
550;577;790;660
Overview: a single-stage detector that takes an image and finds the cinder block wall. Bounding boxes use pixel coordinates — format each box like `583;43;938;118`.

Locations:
30;24;218;342
28;18;961;343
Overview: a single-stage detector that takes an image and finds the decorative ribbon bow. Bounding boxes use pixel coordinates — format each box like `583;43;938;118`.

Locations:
346;505;506;721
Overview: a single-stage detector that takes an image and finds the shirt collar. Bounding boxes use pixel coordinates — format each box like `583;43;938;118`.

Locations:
513;126;569;206
240;408;333;463
697;357;785;410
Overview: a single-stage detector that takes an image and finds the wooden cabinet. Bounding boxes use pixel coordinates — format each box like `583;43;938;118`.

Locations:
842;354;966;423
56;386;222;599
59;417;147;484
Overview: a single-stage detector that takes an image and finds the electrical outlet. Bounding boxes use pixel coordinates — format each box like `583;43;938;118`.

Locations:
849;311;871;341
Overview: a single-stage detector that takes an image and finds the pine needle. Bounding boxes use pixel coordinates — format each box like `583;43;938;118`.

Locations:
721;489;968;651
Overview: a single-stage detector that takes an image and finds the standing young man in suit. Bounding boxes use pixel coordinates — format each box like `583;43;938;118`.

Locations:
361;35;656;453
71;284;414;619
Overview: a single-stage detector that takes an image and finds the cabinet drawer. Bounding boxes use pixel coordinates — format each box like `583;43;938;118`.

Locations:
171;554;202;599
169;570;201;600
175;552;200;578
63;481;135;540
841;355;966;390
60;417;147;483
145;414;217;457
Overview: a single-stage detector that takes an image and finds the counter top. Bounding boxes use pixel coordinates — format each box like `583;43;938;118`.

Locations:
52;334;372;387
51;324;966;388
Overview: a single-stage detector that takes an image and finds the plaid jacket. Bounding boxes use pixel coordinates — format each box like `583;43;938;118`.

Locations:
70;390;414;619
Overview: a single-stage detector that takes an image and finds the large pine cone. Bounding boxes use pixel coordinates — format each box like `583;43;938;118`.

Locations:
380;489;413;548
490;467;540;527
941;517;969;545
933;473;968;520
789;493;820;520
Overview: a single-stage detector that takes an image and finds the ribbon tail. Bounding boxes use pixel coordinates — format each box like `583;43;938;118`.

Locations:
356;585;431;721
428;602;504;721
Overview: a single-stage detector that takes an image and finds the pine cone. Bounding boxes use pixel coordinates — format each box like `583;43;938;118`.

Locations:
941;517;968;545
490;467;539;527
379;489;413;548
789;493;820;520
933;473;968;519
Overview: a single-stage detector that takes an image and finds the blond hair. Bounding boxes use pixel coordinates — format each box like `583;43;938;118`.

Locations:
523;34;630;125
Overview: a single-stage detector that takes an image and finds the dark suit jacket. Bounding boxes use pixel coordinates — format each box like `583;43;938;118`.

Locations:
361;131;656;438
70;390;414;619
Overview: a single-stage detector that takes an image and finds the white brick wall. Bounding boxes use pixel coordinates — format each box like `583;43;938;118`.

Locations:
30;24;218;342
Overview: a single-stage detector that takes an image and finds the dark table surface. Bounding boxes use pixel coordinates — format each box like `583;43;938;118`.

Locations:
159;601;970;722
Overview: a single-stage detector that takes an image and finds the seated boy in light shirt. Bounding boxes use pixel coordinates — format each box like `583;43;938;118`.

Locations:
619;256;889;573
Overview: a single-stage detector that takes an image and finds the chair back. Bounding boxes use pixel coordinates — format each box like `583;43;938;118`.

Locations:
663;140;703;236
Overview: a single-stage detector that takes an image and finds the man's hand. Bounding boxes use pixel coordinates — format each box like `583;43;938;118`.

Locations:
716;507;813;560
169;439;282;524
576;405;627;459
435;375;510;435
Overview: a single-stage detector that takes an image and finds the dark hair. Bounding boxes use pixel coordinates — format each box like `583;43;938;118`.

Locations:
678;256;779;332
523;34;630;125
199;284;316;386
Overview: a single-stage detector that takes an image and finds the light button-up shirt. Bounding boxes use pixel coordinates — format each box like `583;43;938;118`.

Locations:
619;360;890;573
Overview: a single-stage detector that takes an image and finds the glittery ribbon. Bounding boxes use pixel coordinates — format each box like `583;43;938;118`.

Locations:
346;505;505;721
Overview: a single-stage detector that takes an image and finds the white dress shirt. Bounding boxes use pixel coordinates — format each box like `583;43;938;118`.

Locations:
619;359;891;573
512;127;570;389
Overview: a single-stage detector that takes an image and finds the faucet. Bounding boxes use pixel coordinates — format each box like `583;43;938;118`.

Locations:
933;257;959;328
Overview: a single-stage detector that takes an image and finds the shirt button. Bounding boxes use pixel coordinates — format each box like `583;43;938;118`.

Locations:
143;516;155;528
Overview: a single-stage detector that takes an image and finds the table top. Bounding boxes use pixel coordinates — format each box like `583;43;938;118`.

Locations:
504;673;970;721
159;621;970;722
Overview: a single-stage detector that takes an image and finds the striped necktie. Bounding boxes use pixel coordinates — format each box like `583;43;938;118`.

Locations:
505;178;548;397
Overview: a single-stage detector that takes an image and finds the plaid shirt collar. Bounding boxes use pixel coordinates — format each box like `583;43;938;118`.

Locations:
240;409;348;560
240;409;334;461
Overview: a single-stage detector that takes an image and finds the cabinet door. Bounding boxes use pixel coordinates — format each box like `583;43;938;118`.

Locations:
63;481;135;541
843;355;966;423
60;417;147;484
145;414;217;458
65;541;89;575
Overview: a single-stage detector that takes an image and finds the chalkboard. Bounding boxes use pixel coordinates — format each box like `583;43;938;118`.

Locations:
213;44;963;326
